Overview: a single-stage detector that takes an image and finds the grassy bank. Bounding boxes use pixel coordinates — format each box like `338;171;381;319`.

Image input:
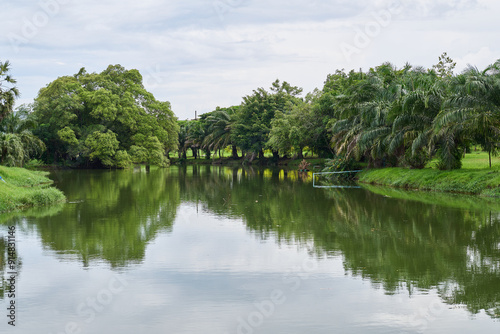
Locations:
359;167;500;197
0;166;66;212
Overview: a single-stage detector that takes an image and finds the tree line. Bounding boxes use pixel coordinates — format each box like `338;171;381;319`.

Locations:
1;53;500;169
182;53;500;169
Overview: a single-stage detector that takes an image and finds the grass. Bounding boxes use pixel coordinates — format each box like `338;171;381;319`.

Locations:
0;166;66;213
359;151;500;197
461;150;500;169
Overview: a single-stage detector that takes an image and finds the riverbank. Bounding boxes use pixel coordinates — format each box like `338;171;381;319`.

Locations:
171;156;327;169
0;166;66;212
358;167;500;197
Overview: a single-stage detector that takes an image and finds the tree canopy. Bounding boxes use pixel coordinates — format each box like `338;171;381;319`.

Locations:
32;65;179;168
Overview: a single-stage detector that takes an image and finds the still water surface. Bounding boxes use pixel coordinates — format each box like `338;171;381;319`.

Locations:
1;166;500;333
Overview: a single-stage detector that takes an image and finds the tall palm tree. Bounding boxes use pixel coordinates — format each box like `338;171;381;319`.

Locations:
203;107;239;158
0;60;20;121
389;67;445;168
186;120;210;159
332;63;401;166
436;61;500;168
0;106;45;167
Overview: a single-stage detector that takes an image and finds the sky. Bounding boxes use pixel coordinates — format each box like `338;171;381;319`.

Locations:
2;0;499;120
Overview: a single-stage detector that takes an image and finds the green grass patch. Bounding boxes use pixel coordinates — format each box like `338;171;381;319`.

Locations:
0;166;66;212
359;167;500;197
358;151;500;197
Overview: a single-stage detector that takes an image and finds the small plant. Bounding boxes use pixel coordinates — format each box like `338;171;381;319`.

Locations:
24;159;45;170
298;159;311;171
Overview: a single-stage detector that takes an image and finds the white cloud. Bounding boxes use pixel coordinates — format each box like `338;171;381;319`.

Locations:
456;47;498;72
2;0;500;119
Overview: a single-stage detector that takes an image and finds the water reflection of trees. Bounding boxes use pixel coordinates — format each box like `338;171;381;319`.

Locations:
179;165;500;319
3;165;500;318
0;234;21;301
3;168;180;268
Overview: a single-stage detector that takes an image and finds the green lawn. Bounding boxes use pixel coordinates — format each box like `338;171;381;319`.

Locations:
461;150;500;170
359;151;500;197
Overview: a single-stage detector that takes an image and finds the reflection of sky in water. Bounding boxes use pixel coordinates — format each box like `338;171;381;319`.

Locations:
2;204;499;334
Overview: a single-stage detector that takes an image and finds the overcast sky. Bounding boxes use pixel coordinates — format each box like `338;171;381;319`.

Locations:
2;0;499;120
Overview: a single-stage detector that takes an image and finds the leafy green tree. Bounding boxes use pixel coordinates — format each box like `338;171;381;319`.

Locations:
436;61;500;168
186;118;211;159
233;80;302;159
267;101;316;159
130;133;168;167
84;130;120;167
32;65;178;168
0;105;45;167
432;52;457;78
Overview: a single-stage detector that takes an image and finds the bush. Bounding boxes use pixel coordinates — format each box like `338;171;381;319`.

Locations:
24;159;45;170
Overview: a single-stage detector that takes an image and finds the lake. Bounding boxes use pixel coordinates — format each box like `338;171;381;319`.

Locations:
1;165;500;333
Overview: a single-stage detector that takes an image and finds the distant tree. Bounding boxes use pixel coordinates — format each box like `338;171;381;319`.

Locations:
267;101;316;159
0;60;20;122
0;106;45;167
436;61;500;168
233;80;302;159
432;52;456;78
177;121;189;159
331;63;401;166
186;117;211;159
389;67;445;168
203;106;239;159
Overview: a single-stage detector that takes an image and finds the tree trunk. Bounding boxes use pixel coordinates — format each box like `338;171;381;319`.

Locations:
297;148;304;159
489;150;492;168
272;150;279;160
191;147;198;159
258;150;264;160
232;145;239;159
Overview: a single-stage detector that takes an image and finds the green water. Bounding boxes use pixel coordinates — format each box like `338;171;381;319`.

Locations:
1;165;500;333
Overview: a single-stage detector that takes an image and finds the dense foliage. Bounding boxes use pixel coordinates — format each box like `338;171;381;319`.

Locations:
180;54;500;170
2;54;500;170
1;61;44;167
31;65;179;168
